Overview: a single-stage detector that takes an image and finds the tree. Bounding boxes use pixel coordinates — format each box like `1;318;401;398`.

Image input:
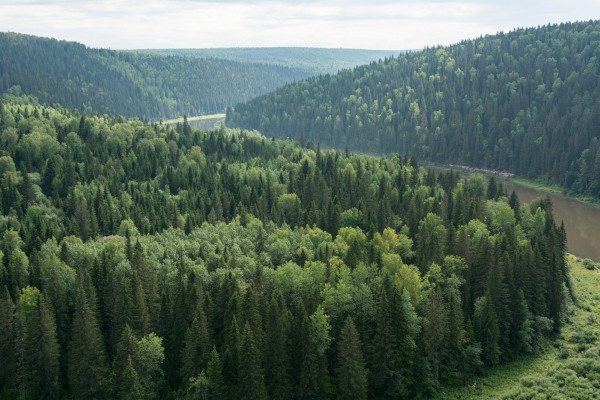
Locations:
237;321;267;400
474;294;501;366
119;356;144;400
68;285;110;399
0;286;17;397
137;333;165;400
416;213;447;273
205;346;225;400
23;295;60;400
336;316;367;400
264;296;291;399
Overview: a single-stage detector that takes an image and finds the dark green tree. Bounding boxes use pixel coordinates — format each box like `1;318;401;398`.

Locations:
68;285;110;399
23;296;60;400
237;321;267;400
336;316;367;400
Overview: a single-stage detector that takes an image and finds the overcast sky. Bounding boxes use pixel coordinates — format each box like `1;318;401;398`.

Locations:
1;0;599;50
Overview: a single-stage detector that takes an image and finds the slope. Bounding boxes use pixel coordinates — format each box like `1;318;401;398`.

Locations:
0;32;310;120
227;20;600;199
139;47;401;76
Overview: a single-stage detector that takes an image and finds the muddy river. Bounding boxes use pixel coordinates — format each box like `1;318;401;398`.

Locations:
501;181;600;262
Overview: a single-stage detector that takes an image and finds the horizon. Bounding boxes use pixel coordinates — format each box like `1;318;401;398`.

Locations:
1;1;599;51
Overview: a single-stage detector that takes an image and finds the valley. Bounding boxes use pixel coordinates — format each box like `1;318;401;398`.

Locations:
2;15;600;400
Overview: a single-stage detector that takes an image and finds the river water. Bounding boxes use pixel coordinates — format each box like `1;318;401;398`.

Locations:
428;166;600;261
501;182;600;262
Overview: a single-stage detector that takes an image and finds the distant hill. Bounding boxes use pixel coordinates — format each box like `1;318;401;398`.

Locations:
0;32;311;120
228;21;600;199
137;47;401;76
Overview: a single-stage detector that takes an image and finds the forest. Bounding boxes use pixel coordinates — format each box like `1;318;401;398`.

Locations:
0;33;310;121
0;97;570;399
227;20;600;199
139;48;401;76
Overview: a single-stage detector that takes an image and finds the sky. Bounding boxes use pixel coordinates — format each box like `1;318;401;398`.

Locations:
1;0;599;51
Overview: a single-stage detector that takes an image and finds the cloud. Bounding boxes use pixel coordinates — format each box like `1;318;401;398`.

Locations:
1;0;599;50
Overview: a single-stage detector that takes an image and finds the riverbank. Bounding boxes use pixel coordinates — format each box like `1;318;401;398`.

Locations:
433;254;600;399
423;161;600;210
503;176;600;210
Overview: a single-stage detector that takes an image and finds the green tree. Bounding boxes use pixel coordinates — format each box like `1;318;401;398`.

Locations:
336;316;367;400
205;346;225;400
23;295;60;400
68;285;110;399
474;294;501;366
0;286;17;397
237;321;267;400
416;213;447;273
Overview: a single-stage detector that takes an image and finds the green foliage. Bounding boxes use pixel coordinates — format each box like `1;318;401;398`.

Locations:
0;33;311;120
336;316;368;400
0;100;571;398
140;47;399;76
229;21;600;200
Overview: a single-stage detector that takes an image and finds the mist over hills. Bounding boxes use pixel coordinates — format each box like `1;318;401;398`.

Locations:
138;47;402;76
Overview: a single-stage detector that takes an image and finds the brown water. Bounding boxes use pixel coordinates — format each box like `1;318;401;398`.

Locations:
501;182;600;261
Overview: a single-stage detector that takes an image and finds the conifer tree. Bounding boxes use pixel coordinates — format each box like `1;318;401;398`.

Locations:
68;285;110;399
206;346;225;400
23;296;60;400
0;286;17;397
237;321;267;400
336;316;367;400
119;355;143;400
264;296;292;399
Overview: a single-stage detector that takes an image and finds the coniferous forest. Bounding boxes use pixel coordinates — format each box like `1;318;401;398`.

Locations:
0;33;311;120
0;97;570;399
228;20;600;199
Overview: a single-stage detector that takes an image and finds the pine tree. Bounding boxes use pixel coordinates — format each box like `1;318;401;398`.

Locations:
336;316;367;400
114;324;139;394
264;296;291;399
206;346;225;400
0;286;17;397
23;296;60;400
474;293;501;366
118;355;143;400
237;321;267;400
68;285;110;399
181;317;210;386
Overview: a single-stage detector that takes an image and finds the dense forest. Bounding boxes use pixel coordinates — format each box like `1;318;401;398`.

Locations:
139;48;400;76
0;97;570;399
227;20;600;199
0;33;310;120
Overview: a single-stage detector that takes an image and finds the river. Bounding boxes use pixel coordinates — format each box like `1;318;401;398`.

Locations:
501;181;600;262
428;165;600;261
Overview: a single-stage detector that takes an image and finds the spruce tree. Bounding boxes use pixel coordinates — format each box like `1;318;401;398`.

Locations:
264;296;291;399
237;321;267;400
23;296;60;400
68;285;110;399
0;286;17;397
119;355;143;400
336;316;367;400
206;346;225;400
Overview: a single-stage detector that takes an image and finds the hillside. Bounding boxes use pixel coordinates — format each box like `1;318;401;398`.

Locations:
0;98;569;399
227;21;600;199
139;47;401;76
0;32;310;120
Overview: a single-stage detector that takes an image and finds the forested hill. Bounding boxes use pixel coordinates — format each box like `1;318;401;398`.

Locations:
138;47;401;76
0;32;310;120
0;98;570;398
228;20;600;199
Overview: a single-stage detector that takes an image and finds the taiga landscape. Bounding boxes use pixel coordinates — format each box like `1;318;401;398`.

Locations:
1;1;600;399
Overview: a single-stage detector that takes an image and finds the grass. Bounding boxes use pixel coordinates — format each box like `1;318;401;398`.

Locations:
432;254;600;399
